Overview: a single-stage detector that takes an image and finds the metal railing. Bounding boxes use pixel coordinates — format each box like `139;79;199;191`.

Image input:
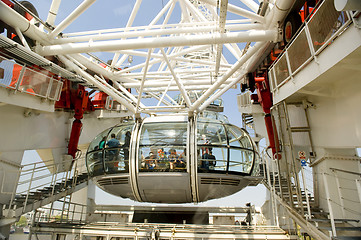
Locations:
269;0;353;92
33;223;292;239
6;154;87;216
105;95;126;111
237;91;252;107
321;167;361;238
0;56;63;101
32;200;88;224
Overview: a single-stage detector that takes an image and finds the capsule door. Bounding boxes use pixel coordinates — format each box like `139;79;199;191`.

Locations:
135;120;192;203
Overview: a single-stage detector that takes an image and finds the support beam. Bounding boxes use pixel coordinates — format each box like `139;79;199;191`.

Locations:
46;0;62;26
199;0;265;23
57;55;137;114
215;0;228;75
47;0;96;39
136;49;152;113
114;45;209;75
160;48;192;107
36;30;277;55
189;41;267;112
49;23;264;45
0;1;48;42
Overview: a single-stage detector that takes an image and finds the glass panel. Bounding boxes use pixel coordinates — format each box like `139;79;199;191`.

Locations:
86;122;134;175
225;125;253;149
0;57;21;89
287;29;311;72
229;149;254;174
19;68;51;97
88;128;111;152
48;79;63;100
139;122;187;172
308;0;342;52
86;151;104;177
199;112;229;123
273;54;289;85
198;146;227;173
103;124;134;174
197;121;227;146
139;146;187;172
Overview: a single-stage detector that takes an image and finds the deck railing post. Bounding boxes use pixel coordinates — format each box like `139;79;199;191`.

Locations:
300;164;311;219
322;172;337;238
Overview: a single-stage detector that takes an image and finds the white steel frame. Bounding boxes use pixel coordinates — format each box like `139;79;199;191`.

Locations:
0;0;294;116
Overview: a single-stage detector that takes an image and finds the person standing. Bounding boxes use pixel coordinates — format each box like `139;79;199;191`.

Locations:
106;134;120;172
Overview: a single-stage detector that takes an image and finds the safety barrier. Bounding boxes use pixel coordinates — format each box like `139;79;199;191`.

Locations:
321;168;361;238
0;56;63;101
5;154;88;219
269;0;354;92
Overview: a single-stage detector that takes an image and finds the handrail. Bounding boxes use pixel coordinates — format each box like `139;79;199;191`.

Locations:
0;56;63;101
269;0;353;93
330;167;361;177
7;154;88;215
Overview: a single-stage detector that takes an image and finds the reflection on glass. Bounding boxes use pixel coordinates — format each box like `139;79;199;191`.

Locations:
197;121;227;145
197;120;256;175
225;125;253;149
139;122;187;172
274;54;289;85
229;149;254;174
198;147;227;173
86;122;134;176
86;151;104;177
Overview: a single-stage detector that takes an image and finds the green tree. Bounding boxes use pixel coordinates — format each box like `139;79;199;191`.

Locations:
15;216;27;227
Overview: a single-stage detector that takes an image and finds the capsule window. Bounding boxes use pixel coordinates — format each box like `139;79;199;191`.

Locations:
88;128;111;152
226;125;253;149
198;146;227;173
197;121;227;146
138;122;187;172
197;120;256;175
86;122;134;176
229;149;254;174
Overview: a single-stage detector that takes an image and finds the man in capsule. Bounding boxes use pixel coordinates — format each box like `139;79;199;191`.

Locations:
106;133;120;173
201;147;216;171
145;151;156;170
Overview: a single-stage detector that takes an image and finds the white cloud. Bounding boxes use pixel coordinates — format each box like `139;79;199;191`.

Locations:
113;4;133;17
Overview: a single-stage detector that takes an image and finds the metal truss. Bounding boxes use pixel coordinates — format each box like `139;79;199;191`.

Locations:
0;0;294;116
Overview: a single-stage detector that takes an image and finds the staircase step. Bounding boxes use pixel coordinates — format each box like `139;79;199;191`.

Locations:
309;218;360;223
318;226;361;231
334;237;361;240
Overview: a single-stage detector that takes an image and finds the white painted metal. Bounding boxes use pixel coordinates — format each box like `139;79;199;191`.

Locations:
46;0;62;26
356;179;361;204
190;41;266;112
300;166;311;219
334;0;361;11
160;48;192;108
37;30;277;55
0;1;360;239
129;122;143;202
0;0;290;116
50;23;264;44
322;173;337;238
47;0;96;39
200;0;265;23
14;27;30;50
0;1;48;42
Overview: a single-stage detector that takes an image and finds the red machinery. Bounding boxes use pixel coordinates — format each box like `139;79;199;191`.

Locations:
55;81;96;159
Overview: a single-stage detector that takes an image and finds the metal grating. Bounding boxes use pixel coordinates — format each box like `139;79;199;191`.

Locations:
97;176;129;186
0;35;86;84
201;177;240;186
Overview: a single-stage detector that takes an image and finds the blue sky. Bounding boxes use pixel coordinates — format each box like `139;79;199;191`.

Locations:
21;0;267;207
